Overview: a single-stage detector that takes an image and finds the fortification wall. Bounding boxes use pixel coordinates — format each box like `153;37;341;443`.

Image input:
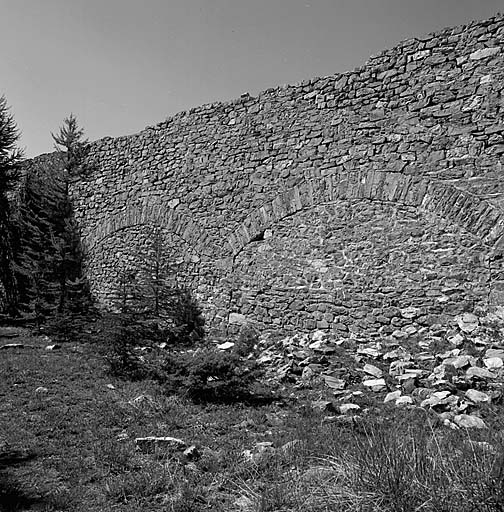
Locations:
70;14;504;337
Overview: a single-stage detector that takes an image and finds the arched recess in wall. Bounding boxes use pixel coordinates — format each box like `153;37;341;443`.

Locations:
226;170;504;257
86;202;219;258
226;170;504;335
82;203;231;331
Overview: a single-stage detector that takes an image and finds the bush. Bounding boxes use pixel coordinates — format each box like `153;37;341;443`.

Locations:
157;347;261;403
42;311;95;343
232;325;259;357
103;313;165;381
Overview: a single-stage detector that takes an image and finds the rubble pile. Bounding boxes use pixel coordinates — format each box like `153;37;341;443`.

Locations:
251;311;504;428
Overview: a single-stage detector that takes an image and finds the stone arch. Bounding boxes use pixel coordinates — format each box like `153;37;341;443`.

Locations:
226;170;504;257
86;201;219;258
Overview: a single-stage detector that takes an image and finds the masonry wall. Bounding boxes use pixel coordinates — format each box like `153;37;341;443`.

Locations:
70;14;504;337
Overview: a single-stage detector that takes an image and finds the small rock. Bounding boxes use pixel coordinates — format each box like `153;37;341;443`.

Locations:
243;442;275;463
362;378;387;392
135;436;186;454
451;355;472;369
363;363;383;378
485;349;504;360
45;344;60;351
311;400;336;413
456;313;479;333
106;384;116;390
357;346;381;359
324;375;346;390
420;390;454;408
217;341;235;350
447;333;464;347
395;396;414;407
280;439;304;455
183;445;200;460
0;343;24;350
402;378;416;394
339;403;361;414
483;357;503;370
465;389;491;404
453;414;487;429
35;386;48;394
235;495;255;511
466;367;496;380
384;390;401;403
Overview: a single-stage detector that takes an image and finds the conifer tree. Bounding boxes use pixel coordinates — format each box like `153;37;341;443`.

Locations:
0;95;23;313
52;113;88;177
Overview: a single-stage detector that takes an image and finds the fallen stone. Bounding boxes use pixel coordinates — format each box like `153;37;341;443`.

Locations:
280;439;304;455
339;403;361;414
45;344;60;351
362;378;387;392
135;436;186;454
447;333;464;347
0;343;23;350
384;347;411;361
451;355;472;369
402;378;416;394
363;363;383;378
217;341;235;350
465;389;491;404
395;370;424;381
483;357;503;370
311;400;336;413
456;313;479;333
357;345;382;359
183;445;200;460
243;442;275;463
324;375;346;390
420;390;454;408
395;396;414;406
35;386;48;394
466;367;496;380
384;390;401;403
485;349;504;360
453;414;487;429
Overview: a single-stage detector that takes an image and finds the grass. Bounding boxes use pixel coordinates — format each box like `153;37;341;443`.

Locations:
2;328;504;511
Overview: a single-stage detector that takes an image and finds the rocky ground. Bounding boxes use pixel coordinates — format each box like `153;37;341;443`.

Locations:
242;309;504;430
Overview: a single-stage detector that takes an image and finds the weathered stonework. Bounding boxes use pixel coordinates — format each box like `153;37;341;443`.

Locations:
68;14;504;336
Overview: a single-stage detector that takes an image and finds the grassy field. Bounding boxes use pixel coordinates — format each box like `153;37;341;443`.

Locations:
2;328;504;511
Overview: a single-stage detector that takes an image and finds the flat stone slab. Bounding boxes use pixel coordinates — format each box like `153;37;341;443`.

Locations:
135;436;186;454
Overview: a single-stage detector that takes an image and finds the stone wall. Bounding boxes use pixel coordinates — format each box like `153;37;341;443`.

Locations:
69;13;504;337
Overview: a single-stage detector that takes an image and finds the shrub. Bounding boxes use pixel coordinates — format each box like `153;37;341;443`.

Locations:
233;325;259;357
157;347;261;403
103;313;164;381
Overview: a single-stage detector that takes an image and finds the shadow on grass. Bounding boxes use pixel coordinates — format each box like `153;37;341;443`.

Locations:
0;451;46;512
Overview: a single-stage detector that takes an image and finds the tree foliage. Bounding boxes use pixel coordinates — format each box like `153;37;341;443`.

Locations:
0;95;23;312
12;115;92;321
51;113;88;176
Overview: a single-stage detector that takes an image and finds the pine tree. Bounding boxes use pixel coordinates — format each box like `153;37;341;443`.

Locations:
0;95;23;313
51;113;88;177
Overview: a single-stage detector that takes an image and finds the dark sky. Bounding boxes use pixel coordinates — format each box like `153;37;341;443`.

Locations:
1;0;503;157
